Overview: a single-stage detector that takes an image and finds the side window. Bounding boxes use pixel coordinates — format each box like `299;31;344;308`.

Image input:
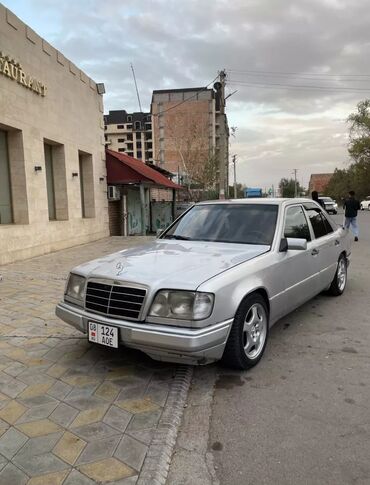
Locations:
304;206;332;239
284;206;311;241
321;212;334;234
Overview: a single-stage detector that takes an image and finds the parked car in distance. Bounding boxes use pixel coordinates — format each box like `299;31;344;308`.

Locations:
319;196;338;214
360;196;370;210
56;199;352;370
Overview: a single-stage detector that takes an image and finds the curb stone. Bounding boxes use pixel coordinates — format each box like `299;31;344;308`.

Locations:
137;365;193;485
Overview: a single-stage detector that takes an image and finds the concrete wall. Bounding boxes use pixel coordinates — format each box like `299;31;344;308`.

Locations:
0;5;109;264
151;201;172;232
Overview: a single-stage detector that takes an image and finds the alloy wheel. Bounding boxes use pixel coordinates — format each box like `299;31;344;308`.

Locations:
337;258;347;292
243;303;267;359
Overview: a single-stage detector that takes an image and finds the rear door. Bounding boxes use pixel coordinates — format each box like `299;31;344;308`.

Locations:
303;203;339;288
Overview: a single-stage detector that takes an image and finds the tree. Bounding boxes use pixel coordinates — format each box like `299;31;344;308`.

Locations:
161;110;219;201
326;99;370;201
278;178;305;198
228;183;245;198
347;99;370;164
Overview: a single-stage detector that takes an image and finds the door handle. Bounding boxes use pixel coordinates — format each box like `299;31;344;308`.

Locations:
335;240;340;246
311;248;319;256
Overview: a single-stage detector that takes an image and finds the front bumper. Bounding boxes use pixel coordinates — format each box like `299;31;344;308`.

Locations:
55;302;233;365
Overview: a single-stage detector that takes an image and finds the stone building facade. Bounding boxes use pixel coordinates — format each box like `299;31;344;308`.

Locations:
0;5;108;265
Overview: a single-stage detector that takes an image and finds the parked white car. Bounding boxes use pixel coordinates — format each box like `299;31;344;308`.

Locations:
56;199;352;370
319;197;338;214
360;196;370;210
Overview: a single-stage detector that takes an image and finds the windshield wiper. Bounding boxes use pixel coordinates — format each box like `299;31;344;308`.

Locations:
163;234;191;240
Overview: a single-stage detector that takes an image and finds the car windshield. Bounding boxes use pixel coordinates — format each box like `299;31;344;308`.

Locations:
320;197;333;202
162;204;278;245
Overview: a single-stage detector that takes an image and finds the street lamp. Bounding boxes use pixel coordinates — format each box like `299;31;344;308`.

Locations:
232;154;237;198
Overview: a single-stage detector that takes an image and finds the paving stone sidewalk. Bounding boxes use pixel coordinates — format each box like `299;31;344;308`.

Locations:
0;237;178;485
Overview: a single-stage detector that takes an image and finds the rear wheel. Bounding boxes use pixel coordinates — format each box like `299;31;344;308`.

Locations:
327;254;347;296
222;294;269;370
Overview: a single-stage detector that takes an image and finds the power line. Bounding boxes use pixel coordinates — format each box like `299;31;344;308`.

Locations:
226;72;370;83
152;74;219;118
228;79;370;93
227;68;370;78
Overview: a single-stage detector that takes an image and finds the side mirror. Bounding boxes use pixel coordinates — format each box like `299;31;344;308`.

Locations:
286;237;308;251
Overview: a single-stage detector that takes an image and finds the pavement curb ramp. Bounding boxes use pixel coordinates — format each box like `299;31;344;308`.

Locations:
137;364;193;485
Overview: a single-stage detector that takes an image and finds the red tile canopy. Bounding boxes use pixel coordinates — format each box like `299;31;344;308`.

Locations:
106;149;182;189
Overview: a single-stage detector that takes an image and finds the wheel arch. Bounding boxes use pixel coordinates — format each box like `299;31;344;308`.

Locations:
237;287;270;316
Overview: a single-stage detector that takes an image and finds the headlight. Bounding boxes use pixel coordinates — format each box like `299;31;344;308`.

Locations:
149;290;214;320
65;273;86;303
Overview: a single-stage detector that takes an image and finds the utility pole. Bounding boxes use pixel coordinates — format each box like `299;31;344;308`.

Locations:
293;168;298;197
218;69;227;200
232;154;237;198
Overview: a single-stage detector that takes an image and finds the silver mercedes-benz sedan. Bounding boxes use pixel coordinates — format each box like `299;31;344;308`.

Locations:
56;198;352;370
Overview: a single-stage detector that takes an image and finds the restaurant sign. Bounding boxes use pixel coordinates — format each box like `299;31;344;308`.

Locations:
0;50;47;96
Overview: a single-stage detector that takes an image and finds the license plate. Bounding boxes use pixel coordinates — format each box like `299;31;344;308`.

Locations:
88;322;118;348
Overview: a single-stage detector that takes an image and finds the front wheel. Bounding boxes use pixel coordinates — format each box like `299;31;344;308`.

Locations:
327;254;347;296
222;294;269;370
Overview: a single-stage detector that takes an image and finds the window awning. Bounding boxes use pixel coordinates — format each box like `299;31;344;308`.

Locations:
106;149;182;189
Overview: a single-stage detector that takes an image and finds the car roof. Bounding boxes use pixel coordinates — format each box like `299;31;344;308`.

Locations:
197;198;316;206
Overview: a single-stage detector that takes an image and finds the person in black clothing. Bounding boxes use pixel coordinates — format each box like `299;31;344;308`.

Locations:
311;191;324;208
343;190;361;241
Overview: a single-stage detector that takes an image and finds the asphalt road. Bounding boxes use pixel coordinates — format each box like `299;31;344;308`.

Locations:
168;210;370;485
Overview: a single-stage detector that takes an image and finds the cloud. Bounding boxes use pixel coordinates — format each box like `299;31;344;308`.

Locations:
4;0;370;188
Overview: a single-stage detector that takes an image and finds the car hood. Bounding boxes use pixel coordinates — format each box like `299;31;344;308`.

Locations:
73;240;270;290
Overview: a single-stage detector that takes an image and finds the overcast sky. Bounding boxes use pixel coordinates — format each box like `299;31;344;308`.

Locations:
5;0;370;190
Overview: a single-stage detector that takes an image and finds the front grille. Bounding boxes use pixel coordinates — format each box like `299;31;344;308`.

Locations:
85;281;146;320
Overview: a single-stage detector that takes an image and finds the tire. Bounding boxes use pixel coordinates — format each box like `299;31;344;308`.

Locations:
327;254;347;296
222;293;269;370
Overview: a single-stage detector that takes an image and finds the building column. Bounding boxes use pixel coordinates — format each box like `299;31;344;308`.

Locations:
120;192;128;236
140;184;146;235
172;188;176;221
